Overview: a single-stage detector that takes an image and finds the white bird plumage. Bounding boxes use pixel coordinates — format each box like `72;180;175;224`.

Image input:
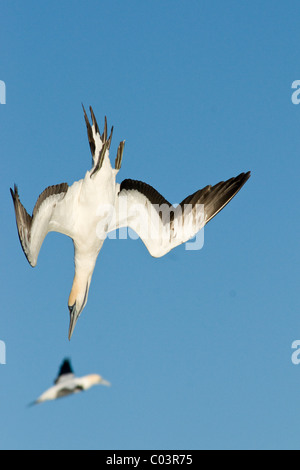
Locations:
30;358;110;406
11;106;251;339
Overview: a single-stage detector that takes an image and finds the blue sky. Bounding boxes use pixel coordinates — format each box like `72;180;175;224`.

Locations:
1;0;300;450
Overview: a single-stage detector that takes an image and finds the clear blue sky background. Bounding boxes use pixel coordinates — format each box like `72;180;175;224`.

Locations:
1;0;300;450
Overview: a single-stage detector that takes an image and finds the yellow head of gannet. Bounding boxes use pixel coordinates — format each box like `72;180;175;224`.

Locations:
68;272;92;340
80;374;111;389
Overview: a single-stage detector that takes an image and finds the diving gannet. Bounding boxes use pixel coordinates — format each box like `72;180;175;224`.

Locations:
30;358;110;405
11;106;251;339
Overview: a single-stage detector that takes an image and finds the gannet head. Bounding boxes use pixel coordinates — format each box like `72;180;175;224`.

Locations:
82;374;111;390
68;277;91;340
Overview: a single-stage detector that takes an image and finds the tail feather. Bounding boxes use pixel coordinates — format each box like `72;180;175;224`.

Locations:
115;141;125;170
82;105;125;176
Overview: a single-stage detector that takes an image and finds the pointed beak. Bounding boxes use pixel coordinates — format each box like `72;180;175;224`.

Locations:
68;303;79;340
100;378;111;387
28;400;39;407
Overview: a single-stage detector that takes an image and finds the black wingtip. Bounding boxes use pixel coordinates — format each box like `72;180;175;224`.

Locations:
59;358;74;376
239;170;251;187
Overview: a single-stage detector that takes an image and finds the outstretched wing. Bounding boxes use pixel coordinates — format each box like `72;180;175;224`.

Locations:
54;359;75;385
112;172;251;258
10;183;69;267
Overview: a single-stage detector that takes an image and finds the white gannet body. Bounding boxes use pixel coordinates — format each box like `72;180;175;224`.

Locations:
11;106;251;339
30;358;110;406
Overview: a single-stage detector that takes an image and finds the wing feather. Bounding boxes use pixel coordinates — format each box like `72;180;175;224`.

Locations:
55;359;75;385
10;183;69;267
112;172;251;257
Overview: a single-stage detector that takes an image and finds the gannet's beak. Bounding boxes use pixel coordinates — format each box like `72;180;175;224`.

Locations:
100;378;111;387
68;303;79;340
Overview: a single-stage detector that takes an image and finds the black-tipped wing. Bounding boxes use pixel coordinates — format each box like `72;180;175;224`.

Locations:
179;171;251;225
10;183;69;267
55;359;75;385
111;172;251;257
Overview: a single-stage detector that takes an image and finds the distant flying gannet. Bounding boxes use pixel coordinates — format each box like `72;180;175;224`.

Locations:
30;358;110;405
11;106;251;339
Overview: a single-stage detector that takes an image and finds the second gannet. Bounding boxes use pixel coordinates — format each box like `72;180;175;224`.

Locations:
30;358;110;405
11;106;251;339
